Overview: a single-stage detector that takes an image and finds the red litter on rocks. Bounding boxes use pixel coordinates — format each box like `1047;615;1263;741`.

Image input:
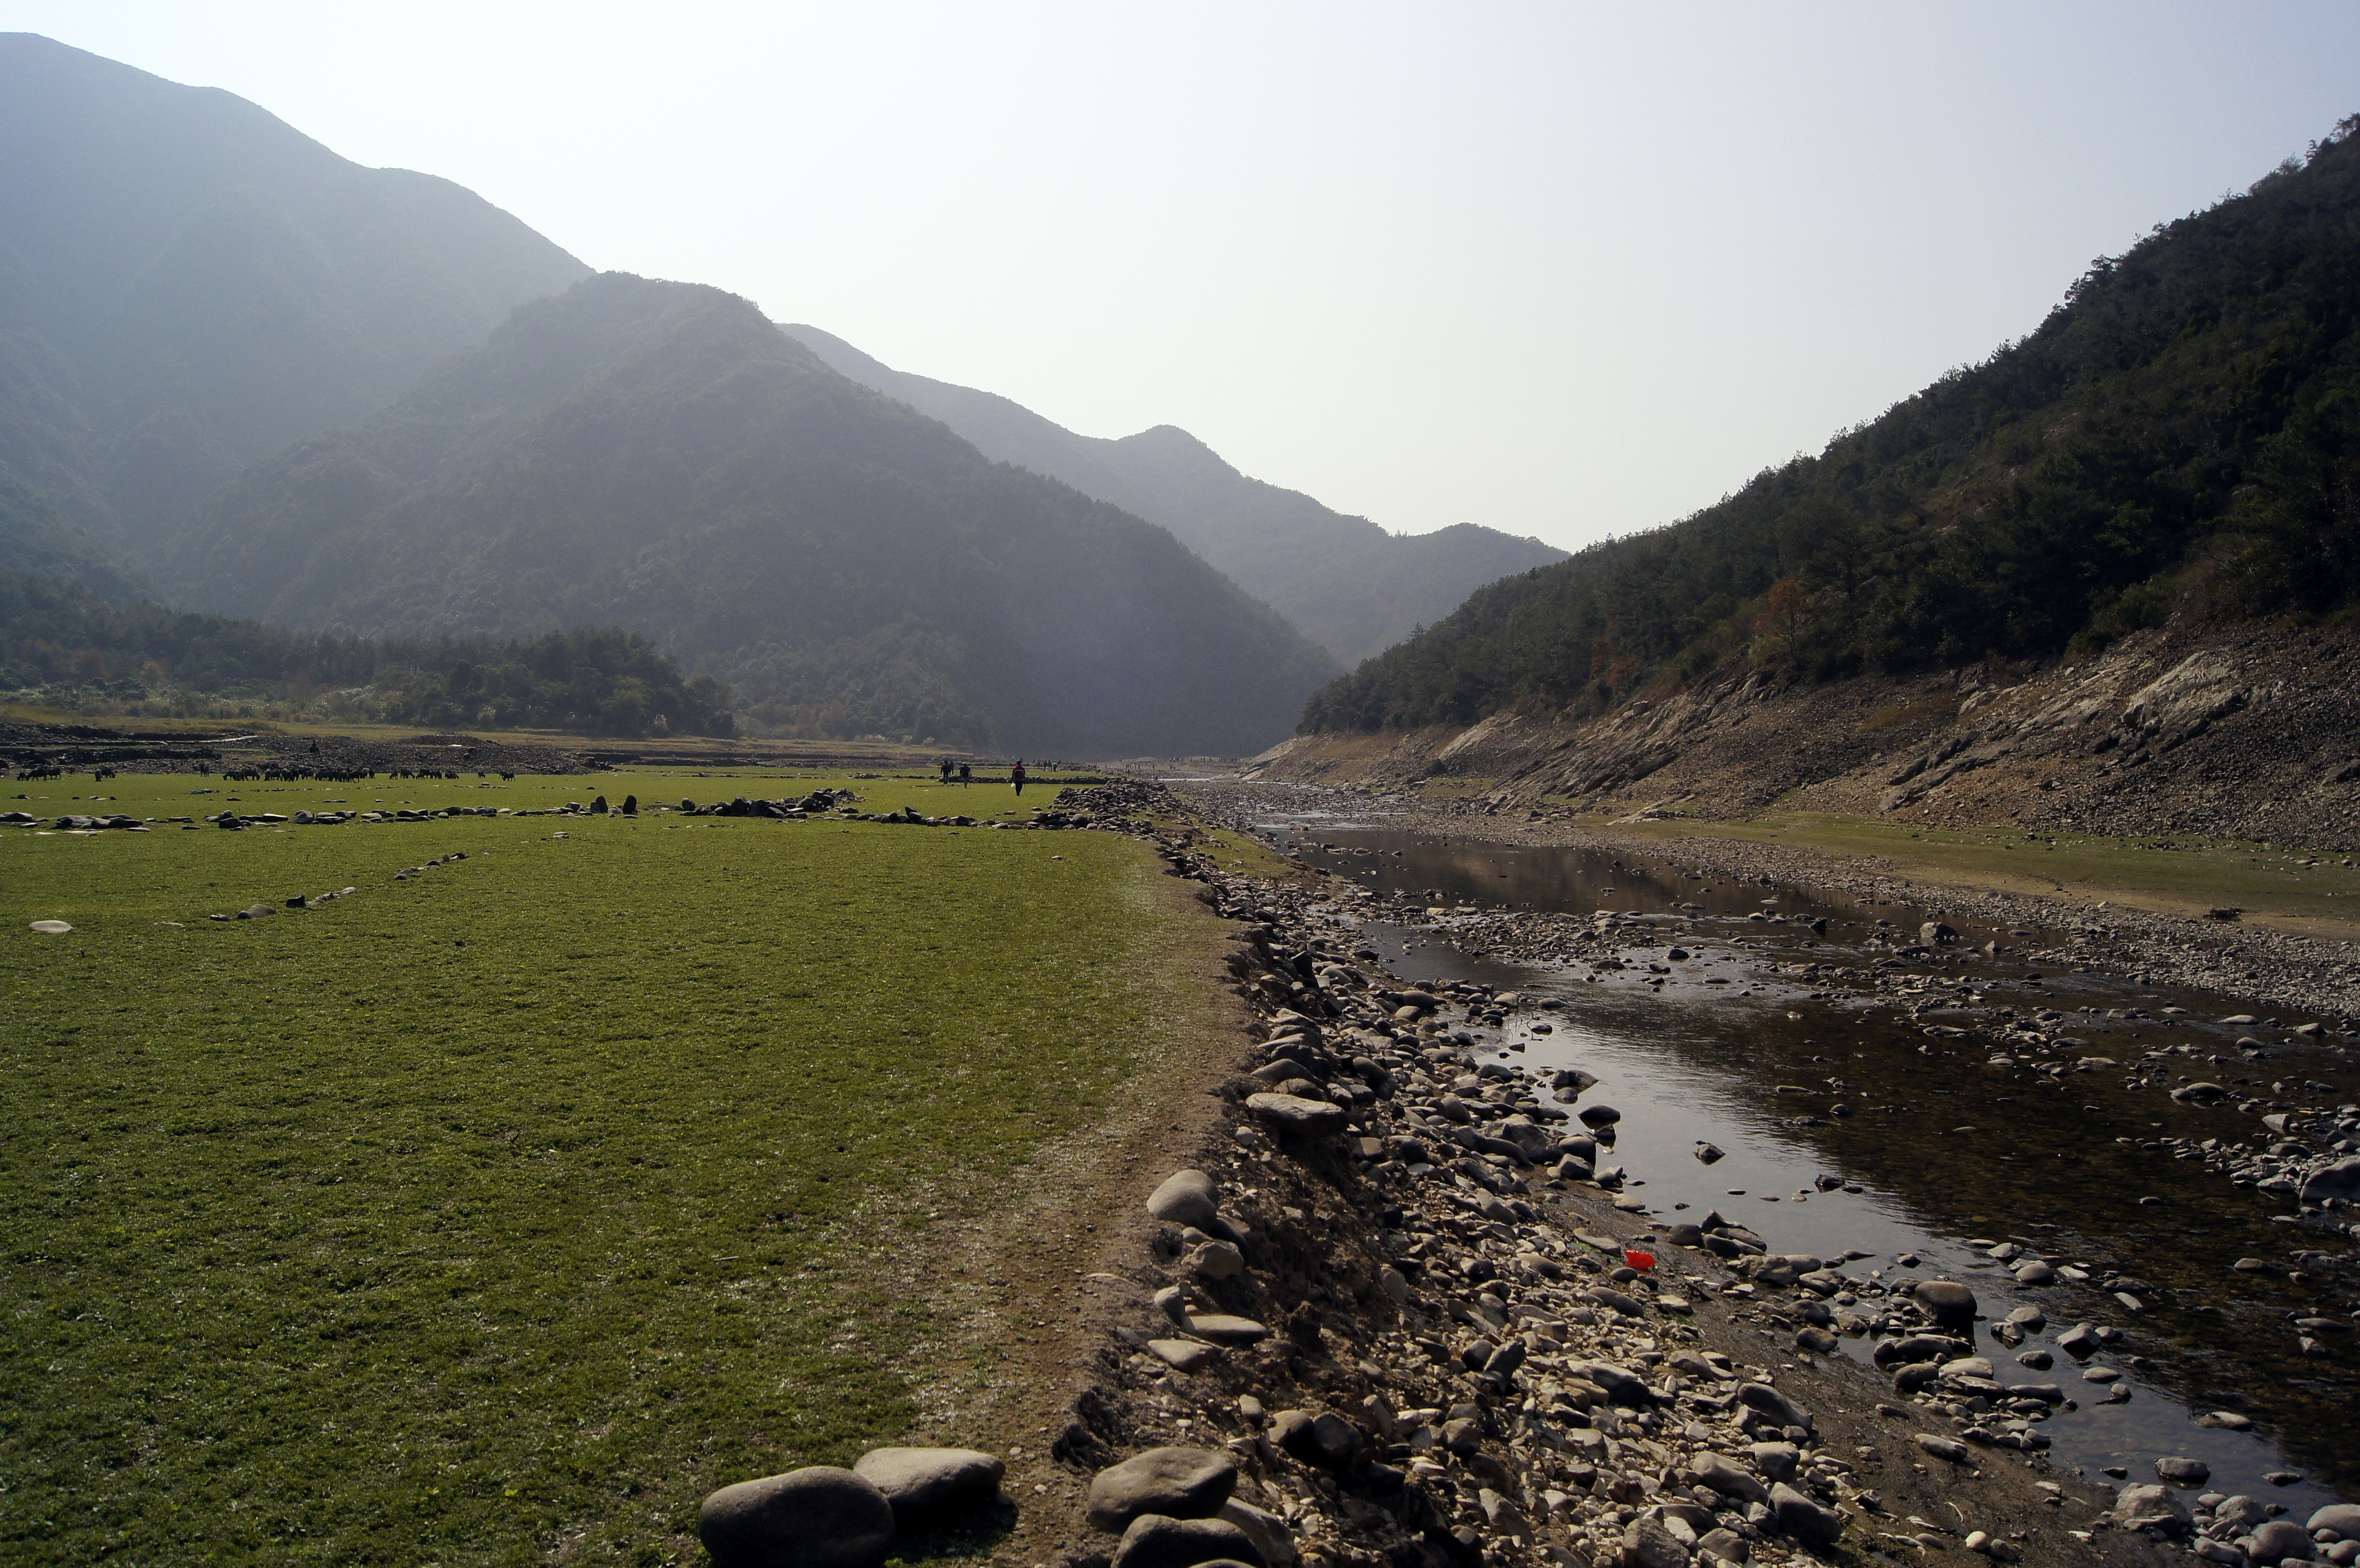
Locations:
1624;1250;1657;1271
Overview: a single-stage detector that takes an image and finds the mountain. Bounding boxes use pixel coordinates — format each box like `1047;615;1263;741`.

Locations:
164;273;1339;756
0;33;590;572
1301;116;2360;736
779;325;1566;664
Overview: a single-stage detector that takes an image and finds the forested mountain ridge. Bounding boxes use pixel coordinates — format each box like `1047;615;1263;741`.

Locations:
1301;116;2360;735
0;570;733;736
781;324;1566;664
168;273;1338;755
0;32;590;574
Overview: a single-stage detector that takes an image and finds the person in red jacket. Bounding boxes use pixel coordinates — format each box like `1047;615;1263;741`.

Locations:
1010;759;1027;796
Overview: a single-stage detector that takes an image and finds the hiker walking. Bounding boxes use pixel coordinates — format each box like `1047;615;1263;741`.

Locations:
1010;759;1027;796
958;762;971;786
938;757;953;784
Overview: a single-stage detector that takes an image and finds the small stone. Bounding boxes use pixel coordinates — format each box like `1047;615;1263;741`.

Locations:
1916;1434;1969;1463
1270;1409;1360;1470
1622;1512;1691;1568
1747;1441;1799;1482
1218;1499;1296;1567
1188;1241;1245;1281
1085;1447;1237;1532
699;1466;896;1568
2299;1155;2360;1206
1183;1314;1269;1344
1694;1453;1768;1504
2245;1519;2314;1564
1145;1339;1220;1373
1770;1481;1844;1548
1914;1280;1977;1328
1148;1170;1220;1229
1696;1526;1749;1564
849;1447;1005;1536
2309;1502;2360;1537
2195;1410;2252;1430
1245;1092;1347;1136
28;919;71;934
1737;1382;1811;1432
2110;1483;2191;1535
1111;1514;1265;1568
2155;1457;2211;1486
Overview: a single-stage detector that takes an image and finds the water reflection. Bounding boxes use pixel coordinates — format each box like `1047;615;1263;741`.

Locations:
1251;809;2357;1505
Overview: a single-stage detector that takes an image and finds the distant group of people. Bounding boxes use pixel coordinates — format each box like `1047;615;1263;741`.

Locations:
936;757;1027;793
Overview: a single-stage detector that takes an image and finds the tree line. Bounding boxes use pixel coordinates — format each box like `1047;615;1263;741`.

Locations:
0;571;736;737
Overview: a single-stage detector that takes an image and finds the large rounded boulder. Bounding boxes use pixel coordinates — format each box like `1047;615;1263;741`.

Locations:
699;1466;896;1568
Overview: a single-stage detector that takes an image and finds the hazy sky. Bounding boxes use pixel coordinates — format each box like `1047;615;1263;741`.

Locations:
7;3;2356;551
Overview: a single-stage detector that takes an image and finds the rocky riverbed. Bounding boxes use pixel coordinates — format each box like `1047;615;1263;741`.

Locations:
685;776;2356;1568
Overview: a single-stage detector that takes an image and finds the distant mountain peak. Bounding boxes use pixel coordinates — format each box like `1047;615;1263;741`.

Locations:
777;324;1566;664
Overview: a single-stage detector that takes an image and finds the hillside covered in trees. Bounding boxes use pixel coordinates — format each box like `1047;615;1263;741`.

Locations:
164;274;1337;755
1302;116;2360;734
0;571;734;735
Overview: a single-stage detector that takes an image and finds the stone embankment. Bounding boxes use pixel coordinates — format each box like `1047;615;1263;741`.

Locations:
1249;625;2360;855
690;781;2219;1568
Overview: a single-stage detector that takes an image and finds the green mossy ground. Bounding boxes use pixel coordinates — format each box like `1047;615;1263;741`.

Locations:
1;769;1200;1565
1585;808;2360;934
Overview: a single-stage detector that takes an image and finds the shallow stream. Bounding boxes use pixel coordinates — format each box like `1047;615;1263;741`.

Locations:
1232;795;2359;1510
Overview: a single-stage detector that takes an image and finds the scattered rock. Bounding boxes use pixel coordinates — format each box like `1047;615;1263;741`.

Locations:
1622;1512;1691;1568
850;1447;1005;1536
2110;1483;2192;1536
2310;1502;2360;1537
1270;1409;1362;1471
1914;1280;1977;1328
2155;1457;2211;1486
1112;1514;1266;1568
1085;1447;1237;1533
1184;1314;1269;1344
2299;1155;2360;1206
2245;1519;2315;1565
1769;1482;1844;1548
1245;1093;1347;1137
1148;1170;1221;1229
1146;1339;1220;1374
699;1466;896;1568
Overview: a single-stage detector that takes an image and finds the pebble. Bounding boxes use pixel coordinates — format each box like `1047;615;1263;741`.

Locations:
28;919;71;934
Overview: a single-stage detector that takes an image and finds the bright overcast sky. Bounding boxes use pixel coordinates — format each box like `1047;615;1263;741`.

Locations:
6;2;2356;551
